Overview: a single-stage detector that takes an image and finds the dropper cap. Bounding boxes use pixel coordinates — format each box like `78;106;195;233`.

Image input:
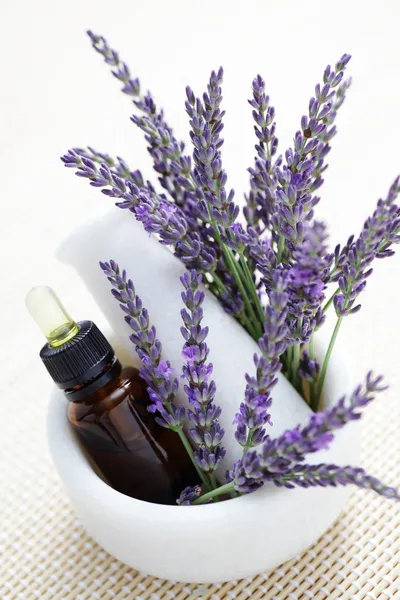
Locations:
26;285;79;347
26;286;115;390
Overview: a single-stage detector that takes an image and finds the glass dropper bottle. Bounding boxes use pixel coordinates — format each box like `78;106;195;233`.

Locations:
26;286;199;504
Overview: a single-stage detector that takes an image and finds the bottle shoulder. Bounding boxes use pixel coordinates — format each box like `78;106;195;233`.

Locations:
68;365;148;422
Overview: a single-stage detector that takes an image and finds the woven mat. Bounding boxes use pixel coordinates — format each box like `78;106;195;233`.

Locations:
1;357;399;600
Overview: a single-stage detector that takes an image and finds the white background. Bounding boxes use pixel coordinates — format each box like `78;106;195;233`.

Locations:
1;0;400;436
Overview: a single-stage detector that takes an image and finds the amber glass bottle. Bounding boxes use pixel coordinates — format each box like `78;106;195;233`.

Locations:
26;286;199;505
68;364;198;504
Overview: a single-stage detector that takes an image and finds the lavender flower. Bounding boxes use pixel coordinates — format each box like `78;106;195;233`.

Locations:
177;485;203;505
87;30;191;210
286;221;333;341
180;271;225;474
185;69;239;228
333;177;400;317
246;75;280;232
228;451;264;494
225;372;398;500
228;453;399;500
61;147;146;198
87;31;141;97
100;260;185;430
273;463;400;500
260;371;387;469
63;151;218;272
298;351;319;382
272;55;351;258
234;270;289;449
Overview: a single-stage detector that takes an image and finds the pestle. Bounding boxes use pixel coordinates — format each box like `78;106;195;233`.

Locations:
57;208;312;471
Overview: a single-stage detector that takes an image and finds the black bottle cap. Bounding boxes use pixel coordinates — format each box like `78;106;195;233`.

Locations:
40;320;115;390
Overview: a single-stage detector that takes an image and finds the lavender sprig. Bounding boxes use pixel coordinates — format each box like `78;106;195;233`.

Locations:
226;453;399;500
61;151;240;320
333;177;400;317
287;221;333;340
63;152;218;272
180;271;225;480
273;54;351;260
273;464;400;500
99;260;184;429
185;68;239;228
234;271;289;450
261;371;387;471
100;259;212;490
186;73;263;338
61;147;146;193
191;373;398;503
246;75;280;232
87;30;191;209
87;30;141;98
314;178;400;404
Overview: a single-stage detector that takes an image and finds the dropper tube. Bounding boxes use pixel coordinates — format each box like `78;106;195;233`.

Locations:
25;286;79;347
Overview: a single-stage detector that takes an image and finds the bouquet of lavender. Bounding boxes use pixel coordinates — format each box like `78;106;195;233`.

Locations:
62;31;400;505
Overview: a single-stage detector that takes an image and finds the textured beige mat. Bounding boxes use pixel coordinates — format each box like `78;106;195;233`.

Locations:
0;356;399;600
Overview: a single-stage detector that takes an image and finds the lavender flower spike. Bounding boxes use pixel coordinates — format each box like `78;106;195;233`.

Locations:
100;260;185;430
180;271;226;475
87;31;141;98
246;74;280;232
87;30;192;210
234;270;289;450
287;220;333;343
333;177;400;317
272;55;351;258
273;463;400;500
185;68;240;228
61;147;146;198
226;373;398;501
261;371;387;471
228;452;399;500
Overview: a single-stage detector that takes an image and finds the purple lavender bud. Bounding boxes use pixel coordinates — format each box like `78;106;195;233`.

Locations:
177;485;203;505
298;351;320;382
335;53;352;71
227;452;264;493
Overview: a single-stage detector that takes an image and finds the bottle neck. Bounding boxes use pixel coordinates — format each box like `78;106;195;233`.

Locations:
65;358;122;402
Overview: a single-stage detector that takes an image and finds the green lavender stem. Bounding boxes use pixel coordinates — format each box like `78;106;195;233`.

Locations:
309;334;314;360
313;317;343;407
308;334;316;408
177;429;213;492
277;236;285;263
292;342;301;390
291;318;303;390
206;206;261;340
210;271;256;334
239;253;266;327
222;245;261;340
192;481;234;504
285;344;293;380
